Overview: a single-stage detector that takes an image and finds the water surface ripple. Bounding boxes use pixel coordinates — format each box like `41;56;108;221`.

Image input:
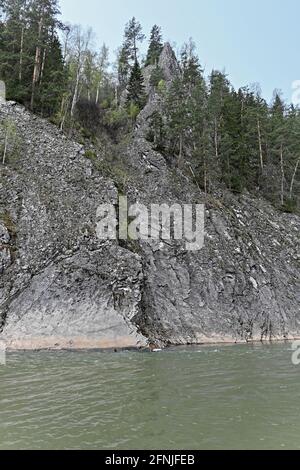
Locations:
0;343;299;450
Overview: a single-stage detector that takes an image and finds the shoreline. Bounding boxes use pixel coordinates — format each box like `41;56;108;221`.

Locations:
1;334;299;352
0;336;147;352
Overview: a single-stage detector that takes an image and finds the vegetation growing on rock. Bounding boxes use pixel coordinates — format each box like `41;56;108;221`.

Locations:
0;0;299;212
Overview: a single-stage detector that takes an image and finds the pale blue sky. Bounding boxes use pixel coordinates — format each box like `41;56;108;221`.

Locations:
59;0;300;103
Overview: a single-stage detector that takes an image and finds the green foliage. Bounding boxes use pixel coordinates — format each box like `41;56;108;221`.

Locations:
90;146;131;194
0;0;66;115
123;17;145;63
128;102;140;122
157;79;166;95
0;210;16;238
118;17;145;90
282;198;297;213
145;38;299;209
75;99;103;136
150;66;165;88
0;5;298;211
117;46;131;90
0;118;22;165
162;39;207;165
84;149;97;161
147;111;166;150
126;60;145;111
145;25;163;66
105;107;130;131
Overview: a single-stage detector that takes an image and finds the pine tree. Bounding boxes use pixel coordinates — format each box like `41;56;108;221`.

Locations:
148;111;166;150
118;17;145;90
220;89;245;192
237;87;269;189
124;17;145;63
0;0;65;115
207;70;230;175
37;33;66;116
29;0;63;110
0;6;297;210
126;60;145;111
269;92;287;205
164;39;206;166
165;75;187;162
145;25;163;66
285;106;300;205
0;0;30;102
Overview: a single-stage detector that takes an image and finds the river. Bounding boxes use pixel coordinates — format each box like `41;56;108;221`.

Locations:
0;343;299;450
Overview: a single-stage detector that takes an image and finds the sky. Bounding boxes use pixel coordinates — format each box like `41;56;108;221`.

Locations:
59;0;300;104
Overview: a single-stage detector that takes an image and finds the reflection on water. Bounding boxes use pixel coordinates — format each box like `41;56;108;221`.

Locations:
0;343;299;450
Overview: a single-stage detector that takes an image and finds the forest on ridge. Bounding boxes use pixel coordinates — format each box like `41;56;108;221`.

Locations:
0;0;299;212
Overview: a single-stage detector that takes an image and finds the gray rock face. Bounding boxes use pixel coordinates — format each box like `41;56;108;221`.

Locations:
142;42;180;97
2;245;146;349
0;223;11;274
0;45;299;349
0;102;146;349
142;65;156;97
114;113;300;346
158;43;180;82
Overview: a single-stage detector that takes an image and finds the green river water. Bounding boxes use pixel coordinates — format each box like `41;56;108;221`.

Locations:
0;343;299;450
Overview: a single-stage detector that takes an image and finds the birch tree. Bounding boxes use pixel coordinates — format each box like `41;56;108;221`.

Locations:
68;25;93;116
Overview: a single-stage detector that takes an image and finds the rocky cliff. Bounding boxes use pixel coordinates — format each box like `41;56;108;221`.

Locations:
0;45;299;350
